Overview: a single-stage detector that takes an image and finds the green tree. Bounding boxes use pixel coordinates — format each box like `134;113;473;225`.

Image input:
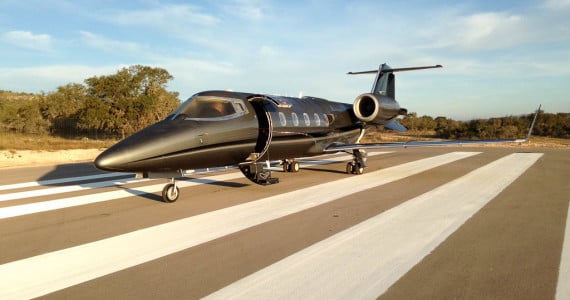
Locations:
81;65;180;138
14;101;49;134
40;83;86;136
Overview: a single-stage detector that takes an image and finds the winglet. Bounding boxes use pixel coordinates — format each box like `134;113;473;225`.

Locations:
517;104;541;143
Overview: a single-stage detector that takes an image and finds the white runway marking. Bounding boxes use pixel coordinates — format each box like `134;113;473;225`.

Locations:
205;153;543;299
556;202;570;300
0;172;241;219
0;177;147;202
0;152;389;219
0;172;130;191
0;152;476;299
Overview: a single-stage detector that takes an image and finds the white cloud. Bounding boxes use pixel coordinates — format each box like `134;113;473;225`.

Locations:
422;12;528;50
2;30;52;51
155;58;241;96
219;0;267;20
79;31;145;55
107;4;219;27
544;0;570;10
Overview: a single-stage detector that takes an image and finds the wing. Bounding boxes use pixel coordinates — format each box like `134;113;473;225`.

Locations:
325;105;540;152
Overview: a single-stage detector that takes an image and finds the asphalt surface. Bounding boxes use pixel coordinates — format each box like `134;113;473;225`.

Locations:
0;147;568;299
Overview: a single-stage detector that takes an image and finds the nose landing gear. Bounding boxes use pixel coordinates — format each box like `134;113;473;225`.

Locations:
162;178;180;203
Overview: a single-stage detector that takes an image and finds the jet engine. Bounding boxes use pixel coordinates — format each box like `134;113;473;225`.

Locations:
353;93;402;125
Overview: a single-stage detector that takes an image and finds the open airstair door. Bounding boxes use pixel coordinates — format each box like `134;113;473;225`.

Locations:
239;96;278;185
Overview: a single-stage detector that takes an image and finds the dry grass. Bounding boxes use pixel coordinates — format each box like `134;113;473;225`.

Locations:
0;133;117;151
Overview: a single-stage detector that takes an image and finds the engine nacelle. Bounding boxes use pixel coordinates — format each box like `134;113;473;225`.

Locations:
353;93;401;125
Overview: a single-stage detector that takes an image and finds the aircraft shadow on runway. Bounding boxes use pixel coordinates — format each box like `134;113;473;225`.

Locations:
298;167;347;175
37;163;102;182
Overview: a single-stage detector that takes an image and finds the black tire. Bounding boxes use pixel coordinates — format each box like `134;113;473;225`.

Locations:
283;161;290;172
346;162;354;174
291;161;300;172
162;183;179;203
355;163;364;175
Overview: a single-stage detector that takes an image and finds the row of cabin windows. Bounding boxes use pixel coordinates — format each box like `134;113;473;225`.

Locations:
277;112;330;127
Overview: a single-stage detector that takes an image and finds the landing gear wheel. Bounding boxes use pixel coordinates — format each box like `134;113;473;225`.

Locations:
282;161;290;172
282;160;300;173
162;183;179;203
346;162;354;174
290;161;300;172
354;163;364;175
346;162;364;175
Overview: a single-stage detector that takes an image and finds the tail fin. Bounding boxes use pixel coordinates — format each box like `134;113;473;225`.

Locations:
348;64;442;97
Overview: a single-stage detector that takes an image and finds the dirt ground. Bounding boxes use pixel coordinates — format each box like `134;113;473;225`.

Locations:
0;149;103;169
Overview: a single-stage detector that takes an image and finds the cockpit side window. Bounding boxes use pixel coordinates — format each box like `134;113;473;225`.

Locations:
171;96;248;120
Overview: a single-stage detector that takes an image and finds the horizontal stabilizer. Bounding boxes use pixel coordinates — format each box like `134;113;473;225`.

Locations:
348;65;442;75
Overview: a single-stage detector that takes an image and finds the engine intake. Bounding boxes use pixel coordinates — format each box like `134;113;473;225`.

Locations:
353;93;401;125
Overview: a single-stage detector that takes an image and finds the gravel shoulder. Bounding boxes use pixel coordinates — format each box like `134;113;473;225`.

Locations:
0;149;103;169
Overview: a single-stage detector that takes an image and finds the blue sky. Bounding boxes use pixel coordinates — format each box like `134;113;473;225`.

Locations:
1;0;568;119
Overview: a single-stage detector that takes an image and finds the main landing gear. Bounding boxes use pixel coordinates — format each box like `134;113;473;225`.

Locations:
282;159;300;173
346;149;367;175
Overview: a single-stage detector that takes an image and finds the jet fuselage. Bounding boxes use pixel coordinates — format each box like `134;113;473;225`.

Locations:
94;90;398;173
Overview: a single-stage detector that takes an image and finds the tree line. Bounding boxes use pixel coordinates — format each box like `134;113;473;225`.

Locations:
1;65;569;140
0;65;180;139
397;111;569;139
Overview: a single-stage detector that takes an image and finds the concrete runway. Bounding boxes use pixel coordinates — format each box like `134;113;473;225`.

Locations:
0;147;568;299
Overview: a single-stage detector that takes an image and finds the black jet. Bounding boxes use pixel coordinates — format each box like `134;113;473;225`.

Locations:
95;63;539;203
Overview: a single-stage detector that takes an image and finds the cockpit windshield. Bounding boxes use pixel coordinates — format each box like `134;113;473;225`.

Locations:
171;96;248;120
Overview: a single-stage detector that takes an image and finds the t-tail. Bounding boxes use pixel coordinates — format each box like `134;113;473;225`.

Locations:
347;63;442;131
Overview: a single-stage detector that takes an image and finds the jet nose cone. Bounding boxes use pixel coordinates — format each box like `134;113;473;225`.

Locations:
94;147;130;172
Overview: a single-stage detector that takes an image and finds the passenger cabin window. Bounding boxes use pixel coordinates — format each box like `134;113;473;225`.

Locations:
313;113;321;126
278;112;287;126
322;113;330;126
292;113;299;126
303;113;310;126
172;96;247;120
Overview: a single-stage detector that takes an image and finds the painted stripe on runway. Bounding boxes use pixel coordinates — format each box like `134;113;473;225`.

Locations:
0;152;389;219
556;201;570;300
0;177;149;202
205;153;543;300
0;172;243;219
0;172;131;192
0;152;477;299
0;151;378;193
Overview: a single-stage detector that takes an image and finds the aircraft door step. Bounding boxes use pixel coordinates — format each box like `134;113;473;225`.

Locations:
239;162;279;185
